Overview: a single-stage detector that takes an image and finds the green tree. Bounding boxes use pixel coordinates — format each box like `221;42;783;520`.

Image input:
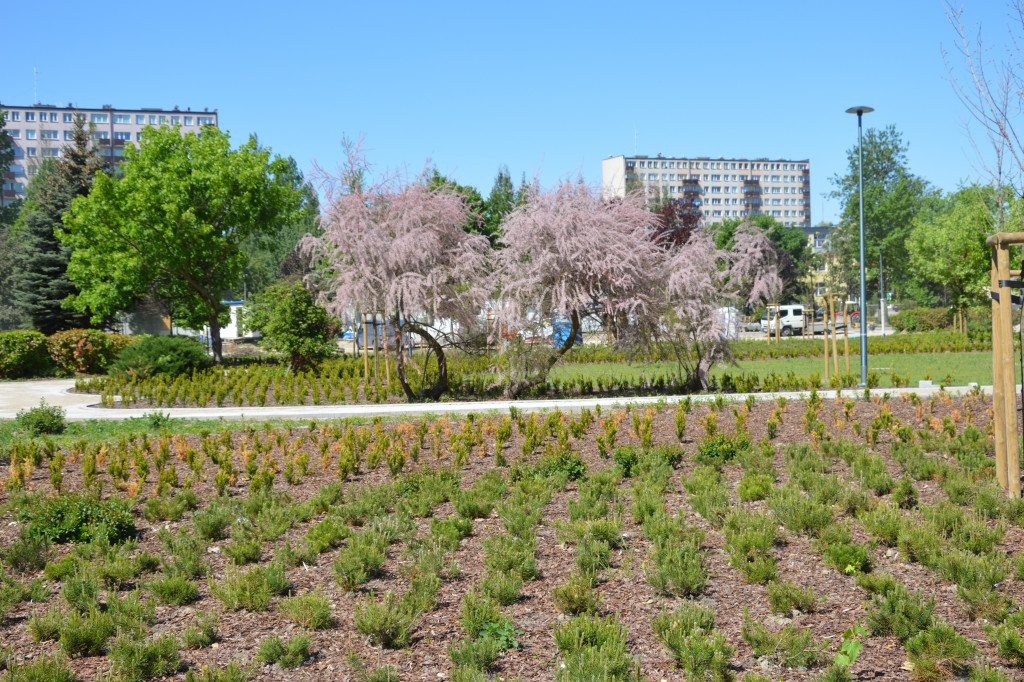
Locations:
906;185;1011;314
11;115;103;334
232;156;320;298
711;215;811;302
239;282;337;372
828;125;937;303
482;165;515;245
427;169;487;240
59;125;302;363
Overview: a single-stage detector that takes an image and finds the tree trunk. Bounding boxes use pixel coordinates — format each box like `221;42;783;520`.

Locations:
503;309;580;400
208;314;223;364
395;318;448;402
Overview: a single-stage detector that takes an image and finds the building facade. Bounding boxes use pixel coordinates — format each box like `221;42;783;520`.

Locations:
1;103;219;204
601;154;811;228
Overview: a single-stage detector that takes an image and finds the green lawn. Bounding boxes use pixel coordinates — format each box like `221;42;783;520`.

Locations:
551;351;1010;389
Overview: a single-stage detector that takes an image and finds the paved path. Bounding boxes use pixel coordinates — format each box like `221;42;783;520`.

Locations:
0;378;996;422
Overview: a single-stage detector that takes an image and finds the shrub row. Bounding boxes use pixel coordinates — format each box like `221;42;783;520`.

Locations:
0;329;135;378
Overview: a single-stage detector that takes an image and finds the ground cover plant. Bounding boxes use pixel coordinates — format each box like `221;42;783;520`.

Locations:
1;389;1021;679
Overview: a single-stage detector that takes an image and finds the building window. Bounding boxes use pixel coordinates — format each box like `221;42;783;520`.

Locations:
158;116;167;124
64;131;73;140
170;116;180;125
25;130;36;140
90;113;108;124
40;130;58;140
42;148;59;158
9;112;19;121
8;129;18;139
639;161;645;168
25;112;35;122
149;115;157;124
184;116;193;126
113;114;130;124
12;147;22;158
10;165;24;175
136;115;145;124
114;132;131;141
26;148;36;157
136;132;144;141
92;131;109;140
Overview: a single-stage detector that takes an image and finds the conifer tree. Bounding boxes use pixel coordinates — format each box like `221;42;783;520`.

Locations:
12;114;103;333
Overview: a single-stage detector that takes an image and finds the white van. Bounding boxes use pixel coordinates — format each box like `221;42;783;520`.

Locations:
760;305;805;337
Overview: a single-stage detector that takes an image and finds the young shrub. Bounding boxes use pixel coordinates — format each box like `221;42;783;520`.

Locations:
59;608;116;657
741;609;827;668
353;591;416;649
894;476;919;509
192;504;233;541
184;662;256;682
182;612;220;649
46;328;118;374
612;446;640;478
209;564;289;611
148;573;199;605
257;634;312;669
647;539;708;597
430;516;474;551
461;590;511;639
904;622;976;681
108;633;181;682
738;471;775;502
723;511;778;584
20;493;136;545
481;534;538;581
448;637;501;672
481;570;523;606
1;653;79;682
768;581;820;614
865;584;936;642
553;613;638;682
1;534;50;573
652;603;733;681
280;590;335;630
0;330;53;378
14;400;67;436
28;606;64;643
552;571;602;615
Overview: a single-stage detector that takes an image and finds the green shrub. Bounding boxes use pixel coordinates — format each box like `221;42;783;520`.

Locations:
333;531;388;591
738;472;775;502
652;604;733;681
184;662;255;682
353;591;416;649
768;581;820;614
612;446;640;477
481;570;522;606
460;590;511;639
865;584;936;642
647;538;708;597
20;493;136;545
0;330;53;378
905;622;976;681
890;307;952;332
553;613;638;681
46;329;120;374
209;564;289;611
59;608;115;657
28;606;63;642
448;637;501;672
108;633;181;681
1;653;79;682
280;590;334;630
239;283;338;372
14;400;67;437
1;534;50;573
182;612;219;649
148;573;199;605
482;533;537;581
257;635;311;669
109;335;212;379
552;571;601;615
741;609;827;667
193;505;232;541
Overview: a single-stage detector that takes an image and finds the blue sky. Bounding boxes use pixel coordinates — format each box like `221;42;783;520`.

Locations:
1;0;1013;223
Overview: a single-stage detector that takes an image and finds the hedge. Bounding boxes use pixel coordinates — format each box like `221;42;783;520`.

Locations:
0;330;53;378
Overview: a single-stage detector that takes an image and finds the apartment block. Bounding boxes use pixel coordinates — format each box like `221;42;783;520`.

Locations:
1;103;219;204
602;154;811;228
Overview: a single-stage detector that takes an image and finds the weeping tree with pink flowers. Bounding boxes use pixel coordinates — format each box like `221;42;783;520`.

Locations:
301;144;491;401
492;180;662;399
653;221;782;391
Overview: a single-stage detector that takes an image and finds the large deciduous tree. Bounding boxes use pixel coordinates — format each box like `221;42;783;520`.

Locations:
712;215;810;302
59;125;302;362
492;181;662;398
12;114;102;333
301;144;490;401
827;125;936;303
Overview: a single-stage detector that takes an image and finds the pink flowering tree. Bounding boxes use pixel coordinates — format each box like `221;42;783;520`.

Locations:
301;143;491;401
492;180;662;398
653;221;781;390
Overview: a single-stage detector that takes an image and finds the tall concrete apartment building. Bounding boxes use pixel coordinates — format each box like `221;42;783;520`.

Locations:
602;154;811;228
1;103;219;204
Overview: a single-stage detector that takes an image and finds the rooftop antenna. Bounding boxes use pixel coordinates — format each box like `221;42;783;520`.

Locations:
633;123;637;156
33;67;38;104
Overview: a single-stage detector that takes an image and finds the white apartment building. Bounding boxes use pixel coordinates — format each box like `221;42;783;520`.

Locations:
602;154;811;228
1;103;219;204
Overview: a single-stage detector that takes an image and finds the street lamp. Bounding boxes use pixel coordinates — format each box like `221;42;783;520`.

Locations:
846;105;873;386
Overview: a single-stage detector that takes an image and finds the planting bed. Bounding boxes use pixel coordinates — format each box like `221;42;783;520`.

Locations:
1;389;1023;681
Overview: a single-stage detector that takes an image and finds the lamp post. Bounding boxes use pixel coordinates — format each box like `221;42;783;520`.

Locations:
846;106;873;386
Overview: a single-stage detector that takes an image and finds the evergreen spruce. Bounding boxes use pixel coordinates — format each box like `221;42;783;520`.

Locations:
12;114;103;333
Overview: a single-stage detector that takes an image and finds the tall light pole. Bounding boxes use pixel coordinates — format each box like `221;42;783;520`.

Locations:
846;106;873;386
878;247;885;338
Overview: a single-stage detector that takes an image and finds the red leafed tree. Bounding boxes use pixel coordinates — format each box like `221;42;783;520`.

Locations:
653;198;701;247
301;142;491;401
492;180;662;398
656;222;781;390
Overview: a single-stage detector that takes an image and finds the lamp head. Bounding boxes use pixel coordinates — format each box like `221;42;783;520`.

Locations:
845;106;875;115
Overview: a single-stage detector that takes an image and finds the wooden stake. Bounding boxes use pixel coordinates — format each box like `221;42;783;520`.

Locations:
829;296;840;377
842;298;851;374
992;247;1008;491
823;304;831;384
382;311;391;387
362;312;371;390
997;247;1020;497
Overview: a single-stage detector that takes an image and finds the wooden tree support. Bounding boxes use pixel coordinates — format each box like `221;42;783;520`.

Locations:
985;232;1023;498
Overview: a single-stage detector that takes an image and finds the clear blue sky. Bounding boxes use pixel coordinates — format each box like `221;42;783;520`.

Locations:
1;0;1013;223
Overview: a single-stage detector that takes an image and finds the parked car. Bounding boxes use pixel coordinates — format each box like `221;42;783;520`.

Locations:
760;305;805;337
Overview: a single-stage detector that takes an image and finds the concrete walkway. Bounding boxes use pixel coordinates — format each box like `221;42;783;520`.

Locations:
0;378;996;422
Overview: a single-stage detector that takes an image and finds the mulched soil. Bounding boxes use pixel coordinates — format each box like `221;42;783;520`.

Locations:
1;390;1020;681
